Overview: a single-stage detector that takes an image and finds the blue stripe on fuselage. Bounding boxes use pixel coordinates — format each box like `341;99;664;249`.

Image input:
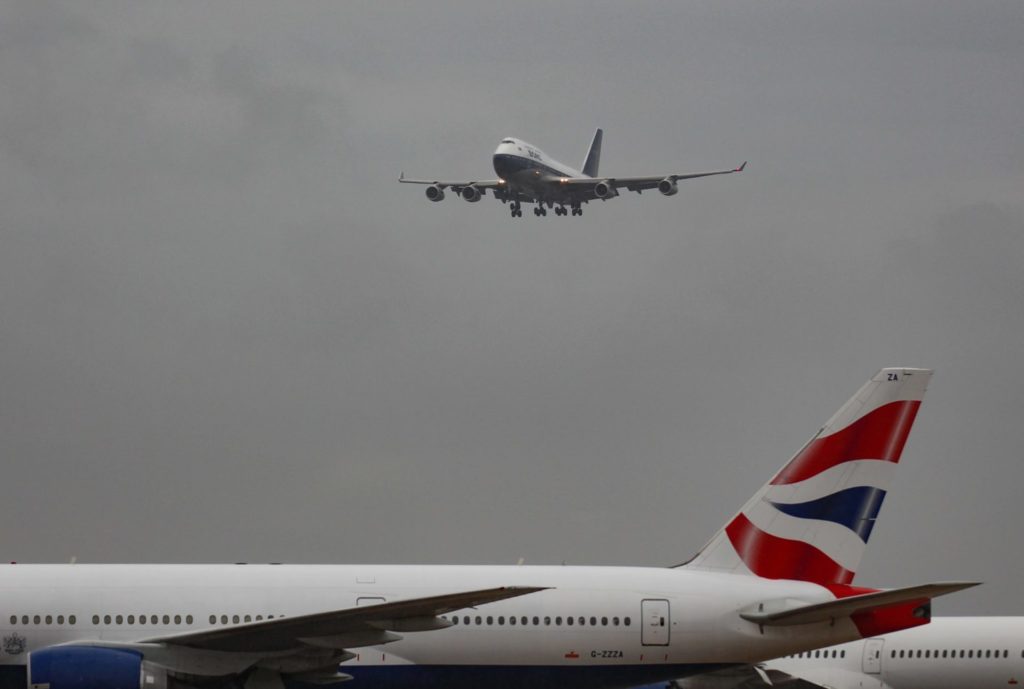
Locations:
289;664;733;689
493;154;577;181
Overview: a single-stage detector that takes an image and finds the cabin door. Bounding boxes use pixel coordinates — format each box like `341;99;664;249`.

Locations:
641;598;670;646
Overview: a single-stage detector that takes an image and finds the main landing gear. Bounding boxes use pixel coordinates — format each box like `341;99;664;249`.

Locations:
509;201;582;218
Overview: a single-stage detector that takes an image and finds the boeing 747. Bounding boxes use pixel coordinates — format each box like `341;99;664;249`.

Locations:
399;129;745;217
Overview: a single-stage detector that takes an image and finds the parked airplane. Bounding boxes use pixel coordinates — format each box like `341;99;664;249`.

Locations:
666;617;1024;689
0;368;975;689
399;129;745;217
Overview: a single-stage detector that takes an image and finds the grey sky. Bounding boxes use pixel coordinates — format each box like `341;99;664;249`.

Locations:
1;1;1022;616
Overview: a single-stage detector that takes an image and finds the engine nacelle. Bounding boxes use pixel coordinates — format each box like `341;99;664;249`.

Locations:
461;186;482;203
425;185;445;202
29;646;168;689
658;178;678;196
593;181;618;199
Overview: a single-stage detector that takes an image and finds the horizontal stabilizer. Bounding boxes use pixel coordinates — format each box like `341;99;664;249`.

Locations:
740;581;979;626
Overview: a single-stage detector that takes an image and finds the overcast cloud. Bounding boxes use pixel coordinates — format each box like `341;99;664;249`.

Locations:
1;1;1022;615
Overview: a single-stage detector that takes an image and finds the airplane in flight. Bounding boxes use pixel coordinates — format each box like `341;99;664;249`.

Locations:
663;617;1024;689
399;129;745;217
0;367;976;689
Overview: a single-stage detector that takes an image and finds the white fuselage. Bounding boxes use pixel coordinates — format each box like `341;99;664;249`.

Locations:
1;564;868;689
761;617;1024;689
492;138;584;199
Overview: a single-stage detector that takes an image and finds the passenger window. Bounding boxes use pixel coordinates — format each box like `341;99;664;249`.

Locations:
464;616;470;625
139;615;146;625
151;615;157;624
498;616;504;625
210;615;216;624
613;616;620;626
221;615;228;624
624;617;631;626
8;615;15;625
486;616;493;625
33;615;40;625
175;615;182;624
590;617;597;626
163;615;171;624
128;615;135;625
255;615;262;621
567;617;574;626
116;615;123;625
186;615;193;624
508;616;515;625
104;615;111;625
601;617;608;626
244;615;252;623
475;616;482;625
556;616;562;625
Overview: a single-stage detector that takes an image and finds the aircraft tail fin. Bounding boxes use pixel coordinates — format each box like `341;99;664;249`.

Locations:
679;368;933;586
581;128;603;177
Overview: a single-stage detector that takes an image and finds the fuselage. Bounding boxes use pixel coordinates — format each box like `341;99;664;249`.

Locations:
492;137;585;200
763;617;1024;689
1;564;868;689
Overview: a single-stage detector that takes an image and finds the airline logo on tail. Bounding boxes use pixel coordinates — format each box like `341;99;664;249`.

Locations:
685;368;932;586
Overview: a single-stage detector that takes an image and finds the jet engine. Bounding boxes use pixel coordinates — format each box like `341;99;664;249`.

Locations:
461;186;483;203
594;181;618;199
658;178;678;196
29;646;169;689
425;185;445;202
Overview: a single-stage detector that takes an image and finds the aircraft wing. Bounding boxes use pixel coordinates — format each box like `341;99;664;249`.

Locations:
612;162;747;192
675;665;830;689
555;162;745;192
398;175;506;192
140;585;546;653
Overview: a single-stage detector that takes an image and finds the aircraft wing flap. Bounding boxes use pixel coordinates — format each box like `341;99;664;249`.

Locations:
740;581;978;627
142;586;546;653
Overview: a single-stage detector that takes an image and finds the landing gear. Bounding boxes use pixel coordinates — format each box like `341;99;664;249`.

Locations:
555;206;567;216
533;206;547;217
510;201;522;218
570;204;583;216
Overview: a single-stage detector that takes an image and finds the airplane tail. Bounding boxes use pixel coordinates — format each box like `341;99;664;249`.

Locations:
680;368;933;586
581;128;603;177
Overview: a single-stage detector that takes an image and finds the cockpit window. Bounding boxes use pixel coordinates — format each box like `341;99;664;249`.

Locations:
500;138;514;144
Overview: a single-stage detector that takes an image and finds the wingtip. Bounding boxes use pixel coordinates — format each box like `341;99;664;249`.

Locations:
736;161;747;172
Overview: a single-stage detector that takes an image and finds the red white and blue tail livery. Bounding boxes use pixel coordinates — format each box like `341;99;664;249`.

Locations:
684;367;930;586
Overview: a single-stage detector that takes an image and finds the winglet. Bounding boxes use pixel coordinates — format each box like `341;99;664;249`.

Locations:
735;161;747;172
399;171;404;181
